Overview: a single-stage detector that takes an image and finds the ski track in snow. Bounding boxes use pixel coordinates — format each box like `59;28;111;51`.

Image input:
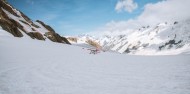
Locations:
0;37;190;94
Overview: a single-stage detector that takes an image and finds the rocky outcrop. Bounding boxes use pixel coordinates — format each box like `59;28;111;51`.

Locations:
159;39;183;50
27;32;45;40
44;32;70;44
20;11;33;24
0;8;23;37
0;0;70;44
36;20;70;44
86;39;101;49
0;0;20;17
36;20;55;33
67;37;78;43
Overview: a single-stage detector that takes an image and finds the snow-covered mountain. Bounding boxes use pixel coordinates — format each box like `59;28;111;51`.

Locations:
0;0;70;44
75;20;190;55
66;35;102;49
1;0;190;55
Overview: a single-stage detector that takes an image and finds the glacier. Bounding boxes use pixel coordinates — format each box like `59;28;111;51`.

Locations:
0;34;190;94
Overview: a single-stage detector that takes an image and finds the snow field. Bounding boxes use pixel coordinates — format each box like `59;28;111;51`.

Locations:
0;37;190;94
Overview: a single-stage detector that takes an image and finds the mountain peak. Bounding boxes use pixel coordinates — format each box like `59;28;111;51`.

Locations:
0;0;70;44
73;20;190;55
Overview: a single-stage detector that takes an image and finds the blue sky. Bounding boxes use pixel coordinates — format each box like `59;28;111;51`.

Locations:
7;0;160;35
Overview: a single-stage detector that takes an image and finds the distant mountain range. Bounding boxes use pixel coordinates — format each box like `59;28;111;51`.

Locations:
68;20;190;55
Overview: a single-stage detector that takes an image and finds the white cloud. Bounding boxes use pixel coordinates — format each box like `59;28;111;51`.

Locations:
98;0;190;34
136;0;190;26
115;0;138;13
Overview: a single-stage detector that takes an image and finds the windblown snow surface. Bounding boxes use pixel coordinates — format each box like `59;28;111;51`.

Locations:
0;32;190;94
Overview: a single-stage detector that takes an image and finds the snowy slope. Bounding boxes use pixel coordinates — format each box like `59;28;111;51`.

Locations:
1;34;190;94
0;26;12;37
78;20;190;55
1;4;49;36
0;0;70;44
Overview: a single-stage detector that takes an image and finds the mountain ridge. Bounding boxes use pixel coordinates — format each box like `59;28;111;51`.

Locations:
73;20;190;55
1;0;190;55
0;0;70;44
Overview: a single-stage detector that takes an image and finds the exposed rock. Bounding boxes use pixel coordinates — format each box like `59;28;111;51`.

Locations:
0;0;71;44
44;32;71;44
0;20;23;37
125;48;130;53
67;37;77;43
31;23;40;28
62;36;71;44
0;0;20;17
20;11;33;24
36;20;70;44
86;39;101;49
159;39;183;50
19;10;40;29
31;28;35;31
36;20;55;33
0;8;23;37
27;32;45;40
19;20;30;26
174;21;178;24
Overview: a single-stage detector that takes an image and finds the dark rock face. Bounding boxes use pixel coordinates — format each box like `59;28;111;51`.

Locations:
20;11;33;24
174;21;178;24
125;48;130;53
0;0;71;44
36;20;70;44
44;32;71;44
0;8;23;37
0;0;20;17
159;39;183;50
86;39;101;49
67;37;77;43
36;20;55;33
27;32;45;40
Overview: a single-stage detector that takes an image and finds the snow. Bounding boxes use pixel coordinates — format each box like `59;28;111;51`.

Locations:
34;22;50;34
1;8;49;35
83;20;190;55
0;26;12;37
0;36;190;94
2;8;33;33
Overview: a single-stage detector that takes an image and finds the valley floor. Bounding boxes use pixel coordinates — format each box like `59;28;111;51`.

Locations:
0;37;190;94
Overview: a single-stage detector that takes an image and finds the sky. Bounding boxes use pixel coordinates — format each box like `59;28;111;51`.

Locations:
6;0;158;35
6;0;190;36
